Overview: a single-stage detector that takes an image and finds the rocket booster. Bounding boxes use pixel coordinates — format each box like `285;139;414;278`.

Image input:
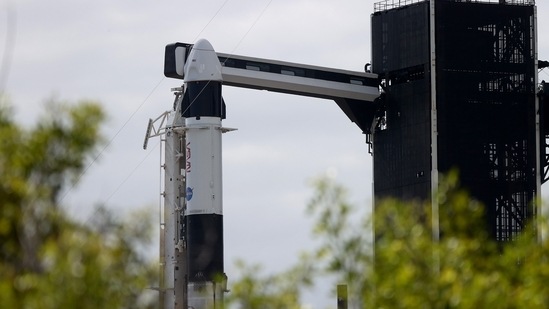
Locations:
182;39;227;309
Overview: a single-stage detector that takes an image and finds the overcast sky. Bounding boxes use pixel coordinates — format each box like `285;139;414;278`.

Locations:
2;0;549;308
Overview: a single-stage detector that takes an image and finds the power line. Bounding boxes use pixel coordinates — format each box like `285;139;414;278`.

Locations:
101;140;160;208
83;140;159;226
182;0;274;116
193;0;231;42
66;0;234;207
227;0;273;55
81;0;275;219
59;76;166;204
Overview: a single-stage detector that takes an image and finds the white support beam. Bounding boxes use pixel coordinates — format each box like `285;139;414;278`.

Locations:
217;52;380;102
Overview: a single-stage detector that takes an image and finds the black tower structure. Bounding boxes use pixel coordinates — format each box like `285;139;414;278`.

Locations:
370;0;540;241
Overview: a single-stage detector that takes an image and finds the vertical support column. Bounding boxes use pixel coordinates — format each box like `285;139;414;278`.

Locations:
163;114;187;309
337;284;348;309
163;127;176;308
175;125;188;309
533;5;544;242
159;208;166;309
429;0;440;244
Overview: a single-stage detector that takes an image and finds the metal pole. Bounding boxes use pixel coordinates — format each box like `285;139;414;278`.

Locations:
163;108;187;309
337;284;348;309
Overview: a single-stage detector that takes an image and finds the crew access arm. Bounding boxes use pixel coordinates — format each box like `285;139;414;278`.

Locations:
164;42;381;134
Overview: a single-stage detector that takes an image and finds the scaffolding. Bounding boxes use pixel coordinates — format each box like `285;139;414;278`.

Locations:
372;0;538;241
374;0;535;13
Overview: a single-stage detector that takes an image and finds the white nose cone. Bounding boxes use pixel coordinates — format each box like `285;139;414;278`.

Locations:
184;39;223;82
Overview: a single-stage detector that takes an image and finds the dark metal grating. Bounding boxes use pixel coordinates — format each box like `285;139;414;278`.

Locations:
372;1;431;202
371;0;538;241
374;0;535;13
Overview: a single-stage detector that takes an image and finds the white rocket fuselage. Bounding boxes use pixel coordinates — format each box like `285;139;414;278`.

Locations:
185;116;224;309
185;117;223;217
182;39;226;309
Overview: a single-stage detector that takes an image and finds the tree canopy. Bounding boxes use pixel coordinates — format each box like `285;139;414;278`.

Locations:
228;172;549;309
6;99;549;309
0;100;156;308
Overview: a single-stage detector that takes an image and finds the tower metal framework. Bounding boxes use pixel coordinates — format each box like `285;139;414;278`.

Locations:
149;2;547;307
371;0;540;241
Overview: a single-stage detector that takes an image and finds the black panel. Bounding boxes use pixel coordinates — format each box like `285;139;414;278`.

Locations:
186;214;224;282
541;83;549;135
183;81;225;118
374;79;431;201
541;83;549;183
371;0;537;242
372;2;430;74
164;42;192;79
335;98;379;134
372;1;431;202
435;1;536;241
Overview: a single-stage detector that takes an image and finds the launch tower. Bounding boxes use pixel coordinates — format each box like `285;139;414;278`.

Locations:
371;0;540;241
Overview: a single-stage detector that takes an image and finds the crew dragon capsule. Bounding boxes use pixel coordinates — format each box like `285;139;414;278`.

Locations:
182;39;229;309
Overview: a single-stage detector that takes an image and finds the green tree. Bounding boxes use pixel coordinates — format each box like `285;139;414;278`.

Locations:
225;257;313;309
0;100;156;308
229;172;549;308
308;172;549;308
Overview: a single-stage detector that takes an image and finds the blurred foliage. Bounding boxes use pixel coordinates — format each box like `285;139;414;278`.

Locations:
229;172;549;308
0;100;156;308
225;256;314;309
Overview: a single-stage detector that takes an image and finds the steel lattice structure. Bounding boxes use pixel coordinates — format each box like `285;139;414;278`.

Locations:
371;0;539;241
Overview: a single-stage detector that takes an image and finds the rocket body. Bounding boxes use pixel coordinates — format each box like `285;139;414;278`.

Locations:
185;116;224;308
183;39;226;309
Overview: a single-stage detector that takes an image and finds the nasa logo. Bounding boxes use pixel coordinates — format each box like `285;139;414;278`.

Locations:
186;142;191;173
186;187;193;201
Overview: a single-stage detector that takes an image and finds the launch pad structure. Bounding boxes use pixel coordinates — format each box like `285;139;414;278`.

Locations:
371;0;541;242
145;0;549;308
150;39;380;309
